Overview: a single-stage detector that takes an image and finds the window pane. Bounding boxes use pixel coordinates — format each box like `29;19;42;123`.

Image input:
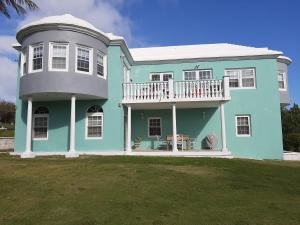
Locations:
52;45;67;69
32;45;43;71
237;116;250;135
163;73;172;81
227;70;239;87
97;52;104;76
77;47;90;72
184;71;196;80
87;114;103;138
149;118;161;136
151;74;161;81
278;72;285;89
33;116;48;138
199;70;212;80
241;69;255;87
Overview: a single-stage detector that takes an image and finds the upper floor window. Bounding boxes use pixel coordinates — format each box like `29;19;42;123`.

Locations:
150;72;173;81
20;50;26;76
86;105;103;139
76;45;93;74
29;44;43;73
235;115;251;137
278;71;286;90
97;51;104;77
183;69;212;80
33;107;49;140
49;43;69;71
225;68;256;89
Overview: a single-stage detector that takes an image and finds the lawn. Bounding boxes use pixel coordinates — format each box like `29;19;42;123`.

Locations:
0;155;300;225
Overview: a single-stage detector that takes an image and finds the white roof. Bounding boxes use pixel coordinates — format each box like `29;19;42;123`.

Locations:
18;14;123;41
129;43;282;61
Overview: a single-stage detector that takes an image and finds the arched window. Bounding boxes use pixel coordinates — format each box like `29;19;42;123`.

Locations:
33;107;49;140
86;105;103;139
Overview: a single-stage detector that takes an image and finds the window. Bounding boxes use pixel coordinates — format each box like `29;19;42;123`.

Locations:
29;44;43;72
33;107;49;140
278;71;286;90
148;118;162;137
236;115;251;137
225;68;256;89
20;50;26;76
97;51;104;77
183;69;212;80
76;46;93;74
86;105;103;139
184;71;196;80
49;43;68;71
150;72;173;81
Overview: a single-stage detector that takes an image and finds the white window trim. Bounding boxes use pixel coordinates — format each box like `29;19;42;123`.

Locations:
32;114;49;141
235;115;251;137
20;50;26;76
148;117;162;138
149;72;173;81
85;112;103;140
28;43;44;73
75;45;93;75
182;69;213;80
96;50;107;79
48;42;69;72
225;68;256;90
278;71;287;91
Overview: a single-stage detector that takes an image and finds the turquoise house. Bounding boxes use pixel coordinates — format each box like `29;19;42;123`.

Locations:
12;14;291;159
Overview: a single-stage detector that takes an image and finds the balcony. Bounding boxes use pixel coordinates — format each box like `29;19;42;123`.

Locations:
122;77;230;105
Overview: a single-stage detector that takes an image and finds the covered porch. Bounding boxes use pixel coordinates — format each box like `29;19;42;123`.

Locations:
125;101;231;157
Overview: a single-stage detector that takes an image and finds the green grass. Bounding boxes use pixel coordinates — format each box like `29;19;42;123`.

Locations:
0;129;14;137
0;155;300;225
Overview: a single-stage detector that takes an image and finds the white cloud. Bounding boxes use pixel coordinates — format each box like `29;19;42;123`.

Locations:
0;57;17;102
0;36;17;55
17;0;134;44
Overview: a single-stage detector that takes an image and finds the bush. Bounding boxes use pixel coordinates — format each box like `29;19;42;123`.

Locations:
284;133;300;152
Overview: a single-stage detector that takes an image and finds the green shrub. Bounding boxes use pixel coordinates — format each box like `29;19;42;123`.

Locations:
284;133;300;152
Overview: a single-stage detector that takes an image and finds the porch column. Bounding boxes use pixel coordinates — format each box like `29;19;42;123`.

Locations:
66;95;78;157
126;105;132;154
23;97;34;158
172;103;178;152
220;102;228;152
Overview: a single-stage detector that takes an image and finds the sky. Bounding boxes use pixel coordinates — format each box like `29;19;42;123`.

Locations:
0;0;299;104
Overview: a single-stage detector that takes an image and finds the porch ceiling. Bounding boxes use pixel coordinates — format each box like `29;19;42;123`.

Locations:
126;101;222;110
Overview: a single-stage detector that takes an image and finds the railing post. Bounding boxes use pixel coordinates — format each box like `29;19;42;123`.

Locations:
169;79;174;100
223;76;230;99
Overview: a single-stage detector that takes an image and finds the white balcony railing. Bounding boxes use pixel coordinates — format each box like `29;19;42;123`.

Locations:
122;77;230;103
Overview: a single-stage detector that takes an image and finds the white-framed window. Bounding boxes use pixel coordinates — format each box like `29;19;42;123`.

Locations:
75;45;93;75
49;43;69;71
97;51;106;78
183;69;213;80
225;68;256;89
33;107;49;140
29;44;43;73
20;49;27;76
148;117;162;137
86;105;103;139
150;72;173;81
235;115;251;137
278;71;286;90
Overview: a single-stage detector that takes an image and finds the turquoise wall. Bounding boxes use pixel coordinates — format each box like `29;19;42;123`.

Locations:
131;58;283;159
14;46;125;152
132;108;221;150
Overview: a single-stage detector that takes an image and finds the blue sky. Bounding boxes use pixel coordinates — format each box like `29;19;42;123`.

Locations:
0;0;299;104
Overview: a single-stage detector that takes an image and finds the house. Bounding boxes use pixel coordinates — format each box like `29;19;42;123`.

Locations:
12;14;291;159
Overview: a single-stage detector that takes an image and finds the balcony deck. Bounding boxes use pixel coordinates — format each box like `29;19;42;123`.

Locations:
122;77;230;105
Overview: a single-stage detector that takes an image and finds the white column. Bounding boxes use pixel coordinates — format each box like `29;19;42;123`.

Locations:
24;97;33;157
223;76;230;99
126;105;132;154
66;95;78;157
220;102;228;152
172;103;178;152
